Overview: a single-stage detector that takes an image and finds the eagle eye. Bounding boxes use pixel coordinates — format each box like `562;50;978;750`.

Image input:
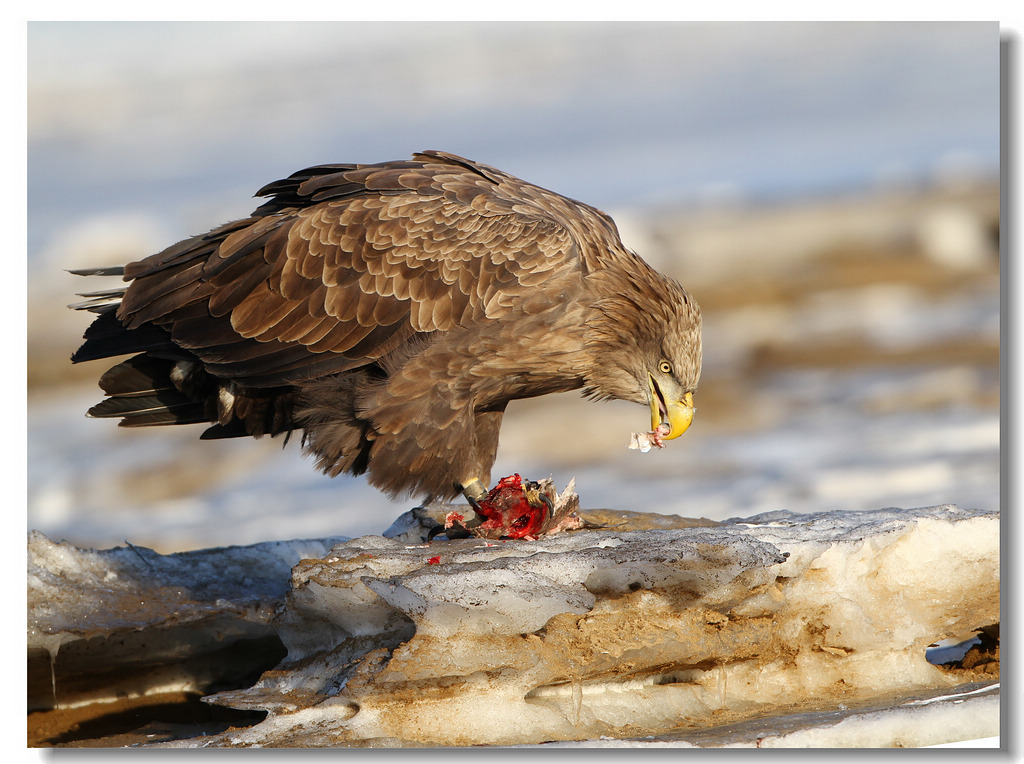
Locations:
658;360;672;375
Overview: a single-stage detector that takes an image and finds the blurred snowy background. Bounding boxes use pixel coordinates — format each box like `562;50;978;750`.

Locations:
26;21;1000;553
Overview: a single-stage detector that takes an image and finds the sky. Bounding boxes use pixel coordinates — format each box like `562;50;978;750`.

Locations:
26;21;999;275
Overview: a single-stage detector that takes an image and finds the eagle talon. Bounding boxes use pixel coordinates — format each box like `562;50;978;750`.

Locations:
439;522;474;540
523;480;554;519
426;523;447;541
422;480;489;540
537;491;554;515
460;510;483;529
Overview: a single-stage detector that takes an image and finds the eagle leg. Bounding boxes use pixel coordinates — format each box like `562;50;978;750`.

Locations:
461;478;488;504
459;479;488;528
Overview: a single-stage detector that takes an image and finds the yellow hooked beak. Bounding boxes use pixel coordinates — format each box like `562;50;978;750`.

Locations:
648;376;695;440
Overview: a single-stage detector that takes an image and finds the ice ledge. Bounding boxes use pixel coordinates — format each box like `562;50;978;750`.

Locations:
27;504;999;747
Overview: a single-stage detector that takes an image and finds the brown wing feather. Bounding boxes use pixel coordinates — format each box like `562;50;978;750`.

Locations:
116;152;583;388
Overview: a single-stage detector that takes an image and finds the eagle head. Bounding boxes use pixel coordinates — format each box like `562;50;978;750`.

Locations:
583;262;702;441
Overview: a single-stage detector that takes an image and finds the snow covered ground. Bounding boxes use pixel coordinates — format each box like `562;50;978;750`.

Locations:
28;504;999;748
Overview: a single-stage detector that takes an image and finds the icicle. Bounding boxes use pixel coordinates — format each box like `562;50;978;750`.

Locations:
36;633;68;708
571;674;583;728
